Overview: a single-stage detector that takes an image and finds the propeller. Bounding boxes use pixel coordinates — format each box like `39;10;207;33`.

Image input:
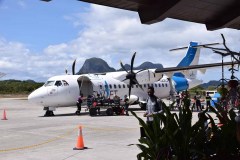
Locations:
65;59;77;75
120;52;149;98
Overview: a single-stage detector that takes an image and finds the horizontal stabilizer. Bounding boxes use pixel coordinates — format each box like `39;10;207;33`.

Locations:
155;61;238;74
170;42;220;51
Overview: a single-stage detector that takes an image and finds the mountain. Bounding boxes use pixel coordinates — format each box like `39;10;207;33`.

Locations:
118;61;163;71
77;57;116;74
77;58;164;74
199;80;222;89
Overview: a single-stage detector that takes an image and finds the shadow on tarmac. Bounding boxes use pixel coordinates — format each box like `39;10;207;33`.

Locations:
38;107;143;117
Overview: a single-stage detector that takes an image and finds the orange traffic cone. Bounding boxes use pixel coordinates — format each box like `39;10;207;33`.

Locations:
2;109;7;120
73;125;87;150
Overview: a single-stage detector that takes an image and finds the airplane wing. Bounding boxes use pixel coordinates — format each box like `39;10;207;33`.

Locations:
155;61;239;74
76;0;240;31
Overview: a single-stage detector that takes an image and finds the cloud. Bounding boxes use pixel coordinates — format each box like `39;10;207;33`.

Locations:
0;4;239;82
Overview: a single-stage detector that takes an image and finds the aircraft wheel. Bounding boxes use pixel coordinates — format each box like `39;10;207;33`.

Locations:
44;110;54;117
106;108;113;116
89;108;97;116
139;103;146;110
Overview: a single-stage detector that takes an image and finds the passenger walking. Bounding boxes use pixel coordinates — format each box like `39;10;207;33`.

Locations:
143;86;163;128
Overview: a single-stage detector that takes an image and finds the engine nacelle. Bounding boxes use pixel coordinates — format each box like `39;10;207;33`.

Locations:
173;76;189;92
128;95;139;104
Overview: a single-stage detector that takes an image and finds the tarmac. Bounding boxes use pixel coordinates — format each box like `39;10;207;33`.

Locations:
0;98;213;160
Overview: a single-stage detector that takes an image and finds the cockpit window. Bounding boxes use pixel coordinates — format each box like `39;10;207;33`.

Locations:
62;80;69;86
55;80;62;86
44;81;55;87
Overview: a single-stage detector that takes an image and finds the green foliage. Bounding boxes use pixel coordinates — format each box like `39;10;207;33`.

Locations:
0;80;43;94
132;98;240;160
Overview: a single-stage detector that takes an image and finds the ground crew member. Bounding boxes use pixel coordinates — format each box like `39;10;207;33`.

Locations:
76;95;82;115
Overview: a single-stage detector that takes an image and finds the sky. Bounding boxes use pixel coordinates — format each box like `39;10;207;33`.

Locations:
0;0;239;83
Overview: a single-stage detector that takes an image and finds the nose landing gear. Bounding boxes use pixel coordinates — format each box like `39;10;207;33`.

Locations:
43;107;55;117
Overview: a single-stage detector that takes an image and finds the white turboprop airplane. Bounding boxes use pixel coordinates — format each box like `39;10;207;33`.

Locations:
28;42;236;116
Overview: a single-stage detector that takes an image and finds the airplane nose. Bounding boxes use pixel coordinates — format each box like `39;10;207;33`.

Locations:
28;87;46;104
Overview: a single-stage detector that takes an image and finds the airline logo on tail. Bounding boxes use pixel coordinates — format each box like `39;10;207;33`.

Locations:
174;42;199;78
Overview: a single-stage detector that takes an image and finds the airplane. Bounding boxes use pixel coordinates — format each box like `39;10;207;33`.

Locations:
41;0;240;31
28;42;237;116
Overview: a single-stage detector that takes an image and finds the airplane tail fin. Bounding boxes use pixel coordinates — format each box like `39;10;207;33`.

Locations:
171;42;199;79
171;42;219;79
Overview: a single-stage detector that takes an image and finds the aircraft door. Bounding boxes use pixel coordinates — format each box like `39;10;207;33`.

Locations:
78;77;93;97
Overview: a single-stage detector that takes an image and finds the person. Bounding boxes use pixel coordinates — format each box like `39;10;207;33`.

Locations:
206;92;211;108
198;112;212;140
95;94;101;115
76;95;82;115
196;92;202;111
143;86;163;128
175;92;181;109
124;95;129;116
192;95;197;111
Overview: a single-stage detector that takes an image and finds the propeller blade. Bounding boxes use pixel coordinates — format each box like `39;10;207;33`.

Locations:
72;59;76;75
133;78;140;86
121;78;128;82
130;52;136;72
120;61;129;73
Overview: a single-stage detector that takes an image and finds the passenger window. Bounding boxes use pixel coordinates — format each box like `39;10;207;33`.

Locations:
136;85;138;88
147;84;150;87
162;84;164;87
155;84;157;87
100;85;102;89
159;84;161;87
109;84;112;89
139;84;142;88
114;84;117;89
118;84;121;88
127;84;130;88
165;83;168;87
144;84;146;88
123;84;125;88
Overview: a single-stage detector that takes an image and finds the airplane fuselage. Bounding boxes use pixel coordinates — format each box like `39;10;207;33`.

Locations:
28;70;201;108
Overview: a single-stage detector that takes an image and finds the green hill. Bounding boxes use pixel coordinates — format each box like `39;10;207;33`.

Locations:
0;80;43;94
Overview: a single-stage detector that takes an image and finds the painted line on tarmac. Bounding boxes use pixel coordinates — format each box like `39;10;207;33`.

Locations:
0;125;138;153
84;126;138;132
0;127;78;153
